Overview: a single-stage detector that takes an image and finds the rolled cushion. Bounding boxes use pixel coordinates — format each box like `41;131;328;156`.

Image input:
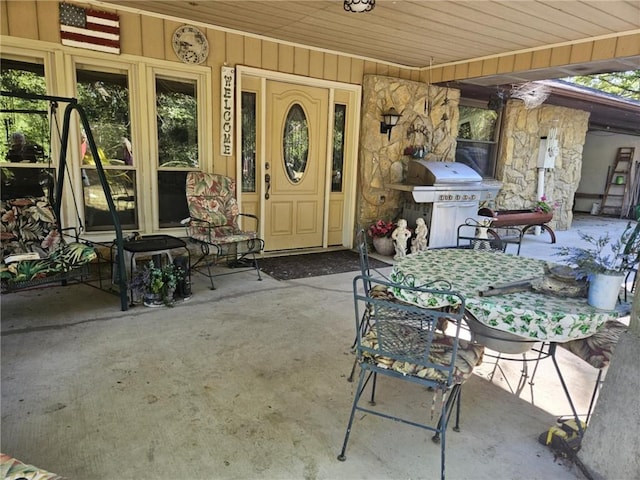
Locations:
560;320;627;370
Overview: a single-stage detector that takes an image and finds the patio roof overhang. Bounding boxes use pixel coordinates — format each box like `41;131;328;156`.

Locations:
100;0;639;83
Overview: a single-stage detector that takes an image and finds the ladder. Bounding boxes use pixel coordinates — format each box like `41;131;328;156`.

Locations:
600;147;636;217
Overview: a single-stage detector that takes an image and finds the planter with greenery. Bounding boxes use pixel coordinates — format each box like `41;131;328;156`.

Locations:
555;222;640;309
129;260;184;307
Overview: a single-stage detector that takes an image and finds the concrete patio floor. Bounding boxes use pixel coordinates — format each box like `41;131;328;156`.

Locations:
1;214;634;479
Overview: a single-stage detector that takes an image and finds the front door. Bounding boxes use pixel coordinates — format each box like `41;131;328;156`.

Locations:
264;81;328;250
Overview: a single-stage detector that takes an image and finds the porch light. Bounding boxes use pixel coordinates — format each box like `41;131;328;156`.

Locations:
344;0;375;13
380;107;401;140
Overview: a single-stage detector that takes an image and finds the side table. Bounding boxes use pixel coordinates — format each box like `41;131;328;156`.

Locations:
111;235;190;304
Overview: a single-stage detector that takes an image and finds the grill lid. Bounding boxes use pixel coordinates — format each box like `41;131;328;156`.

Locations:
406;160;482;185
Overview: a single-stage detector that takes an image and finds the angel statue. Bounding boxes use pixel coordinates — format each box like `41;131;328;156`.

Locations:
392;218;411;260
411;217;429;253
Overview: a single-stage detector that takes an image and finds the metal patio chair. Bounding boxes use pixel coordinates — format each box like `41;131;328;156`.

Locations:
348;229;452;381
456;218;506;252
184;172;264;289
347;229;393;381
338;274;485;480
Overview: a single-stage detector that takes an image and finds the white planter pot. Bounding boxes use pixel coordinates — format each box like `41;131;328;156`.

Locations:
588;273;624;310
372;236;395;256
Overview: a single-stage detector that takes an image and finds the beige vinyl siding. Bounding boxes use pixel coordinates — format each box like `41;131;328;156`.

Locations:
430;33;640;82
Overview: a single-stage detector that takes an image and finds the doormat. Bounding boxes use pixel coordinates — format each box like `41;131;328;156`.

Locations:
258;250;391;281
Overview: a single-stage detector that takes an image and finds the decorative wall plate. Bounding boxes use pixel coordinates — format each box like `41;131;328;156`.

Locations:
172;25;209;64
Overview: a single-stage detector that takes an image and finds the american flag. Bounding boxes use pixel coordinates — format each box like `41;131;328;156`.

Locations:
59;3;120;54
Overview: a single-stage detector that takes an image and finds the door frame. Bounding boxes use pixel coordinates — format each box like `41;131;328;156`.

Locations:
235;66;361;250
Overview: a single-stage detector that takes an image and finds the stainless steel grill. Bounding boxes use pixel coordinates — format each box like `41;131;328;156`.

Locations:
388;160;502;248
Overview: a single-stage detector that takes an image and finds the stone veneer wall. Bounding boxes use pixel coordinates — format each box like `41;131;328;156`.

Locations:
496;100;590;230
358;75;459;232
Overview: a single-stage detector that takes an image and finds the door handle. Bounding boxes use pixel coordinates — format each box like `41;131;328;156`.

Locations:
265;173;271;199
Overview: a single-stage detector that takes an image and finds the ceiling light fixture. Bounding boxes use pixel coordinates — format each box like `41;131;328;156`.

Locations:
344;0;375;13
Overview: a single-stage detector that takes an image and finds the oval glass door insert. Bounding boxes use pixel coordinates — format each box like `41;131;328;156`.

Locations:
283;103;309;183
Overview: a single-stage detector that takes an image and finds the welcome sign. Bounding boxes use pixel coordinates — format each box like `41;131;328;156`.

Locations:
221;66;235;157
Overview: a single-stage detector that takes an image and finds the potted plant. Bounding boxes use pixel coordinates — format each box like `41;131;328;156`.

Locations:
129;260;183;307
367;220;396;256
534;195;557;214
555;221;640;309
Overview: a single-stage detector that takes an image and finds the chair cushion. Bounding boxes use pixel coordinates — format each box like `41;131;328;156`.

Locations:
186;172;239;229
1;241;97;284
1;196;61;258
0;453;63;480
187;228;258;246
359;328;484;385
560;320;627;369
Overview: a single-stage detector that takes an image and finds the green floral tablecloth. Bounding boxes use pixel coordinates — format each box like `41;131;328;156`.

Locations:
390;249;621;342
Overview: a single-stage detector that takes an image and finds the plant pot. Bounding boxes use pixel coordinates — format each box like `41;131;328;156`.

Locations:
588;273;624;310
372;236;395;256
143;292;165;307
488;209;553;227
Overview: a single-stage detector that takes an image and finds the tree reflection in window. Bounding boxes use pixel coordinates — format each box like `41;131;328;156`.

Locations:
283;104;308;183
156;77;198;168
332;104;346;192
455;104;500;178
0;58;51;201
241;92;256;192
76;66;136;230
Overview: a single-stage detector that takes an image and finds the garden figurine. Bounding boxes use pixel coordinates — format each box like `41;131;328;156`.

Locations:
411;217;428;253
392;218;411;260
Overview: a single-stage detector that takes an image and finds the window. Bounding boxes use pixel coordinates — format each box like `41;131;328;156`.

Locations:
241;91;256;192
332;104;346;192
283;103;308;183
155;75;198;227
455;101;501;178
0;58;53;200
76;65;137;231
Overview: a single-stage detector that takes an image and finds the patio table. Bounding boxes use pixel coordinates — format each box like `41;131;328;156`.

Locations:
389;248;626;437
389;248;622;343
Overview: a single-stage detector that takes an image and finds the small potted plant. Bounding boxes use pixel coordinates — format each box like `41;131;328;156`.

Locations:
534;195;557;214
367;220;396;256
129;260;183;307
555;221;640;309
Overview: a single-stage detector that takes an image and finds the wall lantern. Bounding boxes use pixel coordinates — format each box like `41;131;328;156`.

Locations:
380;107;401;140
344;0;375;13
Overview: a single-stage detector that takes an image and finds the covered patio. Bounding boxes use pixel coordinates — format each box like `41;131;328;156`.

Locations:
1;214;633;479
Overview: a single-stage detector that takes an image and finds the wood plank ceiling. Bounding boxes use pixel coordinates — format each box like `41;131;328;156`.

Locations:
103;0;639;74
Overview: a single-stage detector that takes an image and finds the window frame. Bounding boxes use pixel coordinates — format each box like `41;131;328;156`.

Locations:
147;65;210;230
455;98;503;179
71;58;139;232
0;53;54;202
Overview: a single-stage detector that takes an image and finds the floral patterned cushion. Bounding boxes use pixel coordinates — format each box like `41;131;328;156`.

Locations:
1;197;61;257
185;172;258;244
1;453;63;479
359;327;484;385
1;197;97;286
560;320;627;369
